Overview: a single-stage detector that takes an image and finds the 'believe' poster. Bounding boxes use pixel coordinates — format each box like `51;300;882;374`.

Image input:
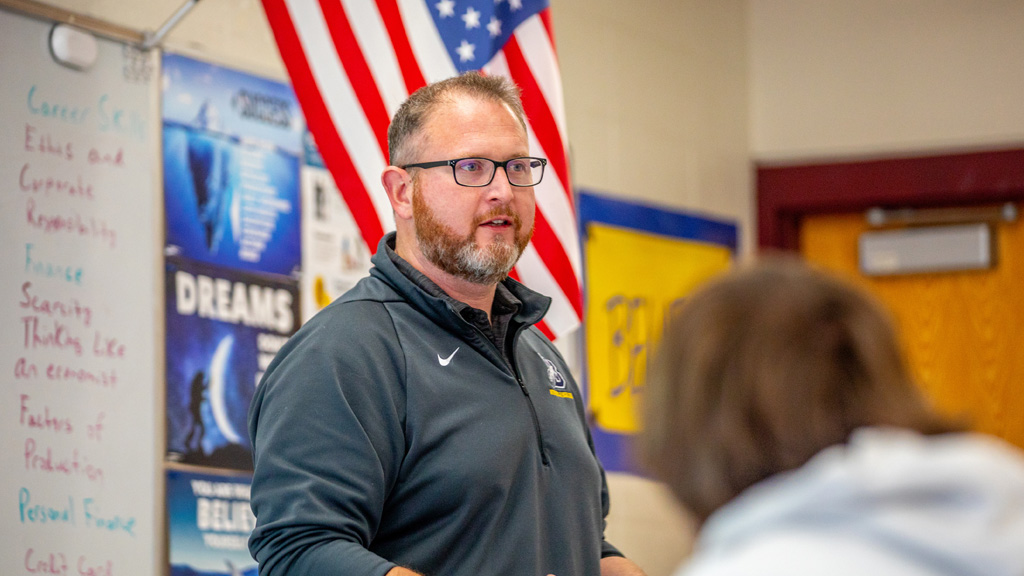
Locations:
167;468;257;576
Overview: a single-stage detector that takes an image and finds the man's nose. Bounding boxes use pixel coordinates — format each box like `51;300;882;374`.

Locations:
484;166;516;202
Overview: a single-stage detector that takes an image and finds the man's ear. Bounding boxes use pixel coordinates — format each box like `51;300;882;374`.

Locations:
382;166;414;221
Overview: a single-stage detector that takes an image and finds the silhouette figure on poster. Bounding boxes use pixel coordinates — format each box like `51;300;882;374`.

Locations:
184;369;207;456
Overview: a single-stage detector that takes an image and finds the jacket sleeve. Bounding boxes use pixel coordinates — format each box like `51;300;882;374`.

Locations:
248;303;407;576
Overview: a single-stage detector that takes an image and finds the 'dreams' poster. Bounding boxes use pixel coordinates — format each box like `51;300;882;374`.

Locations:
167;469;257;576
162;52;302;277
165;256;298;470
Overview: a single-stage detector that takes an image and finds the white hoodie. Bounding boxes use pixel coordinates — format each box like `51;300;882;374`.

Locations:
676;428;1024;576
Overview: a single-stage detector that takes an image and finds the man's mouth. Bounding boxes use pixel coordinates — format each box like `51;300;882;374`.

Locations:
481;218;512;227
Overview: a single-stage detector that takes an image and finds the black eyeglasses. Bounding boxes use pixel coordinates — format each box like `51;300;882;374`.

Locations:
401;156;547;187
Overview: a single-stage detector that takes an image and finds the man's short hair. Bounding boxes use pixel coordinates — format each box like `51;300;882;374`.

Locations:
388;72;527;167
640;257;957;523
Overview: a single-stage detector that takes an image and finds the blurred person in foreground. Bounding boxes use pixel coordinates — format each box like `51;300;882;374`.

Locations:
248;72;645;576
641;257;1024;576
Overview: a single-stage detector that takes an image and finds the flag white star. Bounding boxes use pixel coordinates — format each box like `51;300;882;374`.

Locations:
455;39;476;62
487;16;502;37
435;0;455;17
462;7;481;29
509;0;522;10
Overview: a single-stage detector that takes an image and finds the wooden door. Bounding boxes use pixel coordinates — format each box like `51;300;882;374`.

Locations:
801;210;1024;448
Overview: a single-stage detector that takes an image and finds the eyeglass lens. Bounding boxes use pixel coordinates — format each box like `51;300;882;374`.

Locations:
454;158;543;187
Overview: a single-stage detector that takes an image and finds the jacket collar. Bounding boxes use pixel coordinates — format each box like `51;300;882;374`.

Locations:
368;232;551;333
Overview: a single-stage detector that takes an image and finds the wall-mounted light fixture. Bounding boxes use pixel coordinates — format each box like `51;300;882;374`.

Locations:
49;23;98;70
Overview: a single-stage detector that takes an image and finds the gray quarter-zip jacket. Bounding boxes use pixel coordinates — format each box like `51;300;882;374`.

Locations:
248;233;620;576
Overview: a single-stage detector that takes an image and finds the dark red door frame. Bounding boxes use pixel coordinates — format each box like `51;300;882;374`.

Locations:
757;148;1024;251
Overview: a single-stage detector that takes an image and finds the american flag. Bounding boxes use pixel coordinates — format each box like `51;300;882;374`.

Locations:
261;0;582;340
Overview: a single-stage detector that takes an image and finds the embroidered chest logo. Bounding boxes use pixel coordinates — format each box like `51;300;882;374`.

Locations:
438;347;459;367
539;354;573;399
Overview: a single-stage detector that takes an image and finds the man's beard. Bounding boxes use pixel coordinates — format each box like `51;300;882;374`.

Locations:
412;188;533;285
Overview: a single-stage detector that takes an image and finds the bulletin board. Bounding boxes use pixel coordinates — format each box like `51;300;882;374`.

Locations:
579;191;737;474
0;6;162;575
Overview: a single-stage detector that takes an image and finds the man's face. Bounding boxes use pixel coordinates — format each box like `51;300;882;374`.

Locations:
408;95;535;285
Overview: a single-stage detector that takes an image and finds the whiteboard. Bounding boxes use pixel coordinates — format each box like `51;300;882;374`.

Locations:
0;8;161;575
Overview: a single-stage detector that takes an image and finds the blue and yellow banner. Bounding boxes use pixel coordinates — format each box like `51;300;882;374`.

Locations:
579;192;737;473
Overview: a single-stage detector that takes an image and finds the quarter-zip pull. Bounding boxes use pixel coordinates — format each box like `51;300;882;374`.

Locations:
516;375;550;466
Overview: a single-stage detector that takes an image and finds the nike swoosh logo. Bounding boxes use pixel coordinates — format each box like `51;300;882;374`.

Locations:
437;347;460;367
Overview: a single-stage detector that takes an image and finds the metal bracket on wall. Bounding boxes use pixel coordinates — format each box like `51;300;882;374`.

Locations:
141;0;202;50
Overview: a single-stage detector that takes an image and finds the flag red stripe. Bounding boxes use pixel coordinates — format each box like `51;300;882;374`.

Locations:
531;209;583;318
502;37;573;207
539;8;555;45
262;0;385;248
375;0;429;99
318;0;391;158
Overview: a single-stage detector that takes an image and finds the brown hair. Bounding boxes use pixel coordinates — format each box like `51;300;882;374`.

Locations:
639;256;957;523
387;72;527;167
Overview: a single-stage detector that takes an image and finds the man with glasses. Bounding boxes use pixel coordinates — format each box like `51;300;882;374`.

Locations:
248;72;646;576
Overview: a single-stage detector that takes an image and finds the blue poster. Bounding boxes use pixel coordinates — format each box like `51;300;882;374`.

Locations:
167;469;258;576
165;256;298;471
163;53;302;277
